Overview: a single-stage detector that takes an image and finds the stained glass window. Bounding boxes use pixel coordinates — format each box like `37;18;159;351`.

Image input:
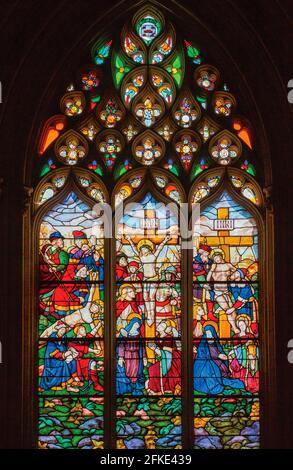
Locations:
192;191;259;449
38;193;105;449
115;193;182;449
34;5;263;449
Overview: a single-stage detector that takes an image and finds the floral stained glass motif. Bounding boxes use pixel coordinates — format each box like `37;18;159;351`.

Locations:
213;92;236;117
163;158;180;177
113;54;132;88
241;160;256;177
115;193;182;448
87;161;103;177
60;91;86;117
98;133;123;170
191;159;209;180
122;123;139;142
210;133;241;166
56;136;87;166
164;55;183;88
98;98;124;128
81;70;100;91
151;74;173;105
123;74;145;106
174;97;200;128
156;122;176;141
123;35;145;64
114;160;133;180
40;159;56;177
195;66;219;92
38;193;105;448
175;133;199;171
79;118;100;141
192;191;259;448
197;118;219;143
151;36;173;64
134;96;163;127
133;134;163;166
90;95;101;110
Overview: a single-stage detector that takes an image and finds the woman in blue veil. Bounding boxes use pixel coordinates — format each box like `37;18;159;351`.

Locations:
193;325;245;394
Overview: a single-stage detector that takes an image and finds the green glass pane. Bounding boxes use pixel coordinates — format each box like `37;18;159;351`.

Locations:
39;159;55;177
94;166;103;177
113;54;132;88
165;55;183;88
184;40;201;65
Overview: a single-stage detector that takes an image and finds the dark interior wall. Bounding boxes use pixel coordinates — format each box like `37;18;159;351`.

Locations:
0;0;292;448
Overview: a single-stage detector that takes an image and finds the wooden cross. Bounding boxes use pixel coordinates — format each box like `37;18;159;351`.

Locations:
201;206;254;337
202;206;254;262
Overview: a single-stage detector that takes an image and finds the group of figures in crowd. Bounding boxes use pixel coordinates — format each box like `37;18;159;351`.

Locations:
38;228;258;398
39;230;104;393
192;243;259;395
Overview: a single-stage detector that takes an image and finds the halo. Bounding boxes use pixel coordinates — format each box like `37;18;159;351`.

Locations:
236;314;252;327
118;283;135;298
210;248;225;259
137;239;154;252
203;320;219;333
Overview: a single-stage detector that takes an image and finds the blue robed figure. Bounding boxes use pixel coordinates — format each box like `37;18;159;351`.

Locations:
40;334;77;390
193;325;245;394
116;315;145;396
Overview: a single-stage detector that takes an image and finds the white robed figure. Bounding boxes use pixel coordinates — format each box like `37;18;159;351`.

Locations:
124;234;171;327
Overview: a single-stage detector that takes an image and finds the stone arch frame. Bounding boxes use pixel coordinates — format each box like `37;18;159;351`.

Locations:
0;0;286;448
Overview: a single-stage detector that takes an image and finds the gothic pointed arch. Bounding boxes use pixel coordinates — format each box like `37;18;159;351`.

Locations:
21;1;276;450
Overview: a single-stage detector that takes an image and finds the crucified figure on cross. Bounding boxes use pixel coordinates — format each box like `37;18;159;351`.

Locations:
124;234;171;327
206;248;239;333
